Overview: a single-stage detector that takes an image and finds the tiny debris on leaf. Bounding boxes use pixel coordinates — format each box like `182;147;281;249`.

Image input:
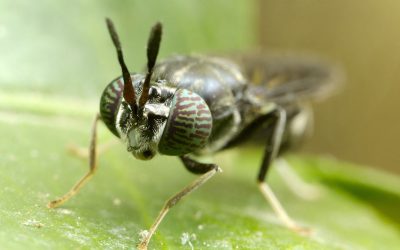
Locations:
139;230;149;242
181;232;196;250
112;198;121;206
23;219;44;228
57;208;74;215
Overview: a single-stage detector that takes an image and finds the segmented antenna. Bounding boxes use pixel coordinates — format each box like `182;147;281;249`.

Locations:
139;22;163;108
106;18;137;114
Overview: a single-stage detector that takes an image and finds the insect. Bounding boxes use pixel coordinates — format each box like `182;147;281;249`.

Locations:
48;18;339;250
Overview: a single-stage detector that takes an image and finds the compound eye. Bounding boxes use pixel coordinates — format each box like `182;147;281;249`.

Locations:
100;80;124;137
158;89;212;156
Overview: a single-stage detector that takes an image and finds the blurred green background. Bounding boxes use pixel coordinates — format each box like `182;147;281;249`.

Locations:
1;1;400;249
0;0;255;96
260;1;400;174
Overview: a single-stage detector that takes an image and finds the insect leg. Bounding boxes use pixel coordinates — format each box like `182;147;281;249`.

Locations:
47;113;101;208
67;140;117;160
275;158;322;200
137;158;221;250
180;155;216;174
257;107;308;233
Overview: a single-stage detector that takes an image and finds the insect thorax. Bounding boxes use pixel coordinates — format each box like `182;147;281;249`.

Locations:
153;55;256;153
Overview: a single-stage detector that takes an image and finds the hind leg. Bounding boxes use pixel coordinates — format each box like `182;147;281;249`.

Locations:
275;158;322;200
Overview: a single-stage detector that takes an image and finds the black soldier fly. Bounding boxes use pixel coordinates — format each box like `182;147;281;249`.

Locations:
48;18;340;250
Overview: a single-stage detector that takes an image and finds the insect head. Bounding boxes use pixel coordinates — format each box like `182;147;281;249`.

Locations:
99;19;212;160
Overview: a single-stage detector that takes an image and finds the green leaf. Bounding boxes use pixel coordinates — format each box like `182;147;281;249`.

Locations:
1;1;399;249
1;95;399;249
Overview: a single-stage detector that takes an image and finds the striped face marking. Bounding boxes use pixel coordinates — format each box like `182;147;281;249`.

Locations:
117;102;168;160
158;89;212;156
114;84;174;161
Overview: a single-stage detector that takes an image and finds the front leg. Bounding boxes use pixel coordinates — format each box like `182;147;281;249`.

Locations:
137;156;221;250
180;155;217;174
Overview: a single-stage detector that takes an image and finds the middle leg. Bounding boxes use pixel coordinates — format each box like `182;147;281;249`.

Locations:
256;106;308;233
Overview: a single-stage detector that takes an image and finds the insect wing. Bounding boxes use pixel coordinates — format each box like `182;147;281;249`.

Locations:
231;54;343;105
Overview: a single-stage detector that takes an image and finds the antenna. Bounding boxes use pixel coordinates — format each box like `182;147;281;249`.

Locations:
106;18;137;114
139;22;162;108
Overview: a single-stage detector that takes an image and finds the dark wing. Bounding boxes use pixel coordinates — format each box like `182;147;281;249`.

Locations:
229;53;344;105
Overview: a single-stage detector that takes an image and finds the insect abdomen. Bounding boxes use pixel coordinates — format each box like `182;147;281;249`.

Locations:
99;79;124;137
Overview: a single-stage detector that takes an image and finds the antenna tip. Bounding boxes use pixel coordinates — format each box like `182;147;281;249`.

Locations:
152;22;163;34
154;21;162;28
105;17;112;27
